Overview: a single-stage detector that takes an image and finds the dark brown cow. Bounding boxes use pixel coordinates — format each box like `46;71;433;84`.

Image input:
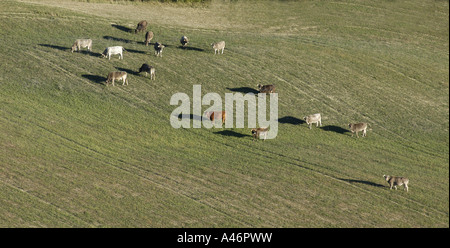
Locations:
257;84;275;93
135;20;148;34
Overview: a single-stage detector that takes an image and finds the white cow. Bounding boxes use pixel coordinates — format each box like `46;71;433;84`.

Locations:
101;46;125;60
211;41;225;54
303;113;322;129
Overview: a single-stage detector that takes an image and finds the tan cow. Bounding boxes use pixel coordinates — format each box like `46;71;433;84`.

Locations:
106;71;128;86
383;175;409;192
348;122;368;138
71;39;92;53
145;31;154;46
251;127;269;141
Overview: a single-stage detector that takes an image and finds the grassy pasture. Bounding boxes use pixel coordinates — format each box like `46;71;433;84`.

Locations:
0;0;448;227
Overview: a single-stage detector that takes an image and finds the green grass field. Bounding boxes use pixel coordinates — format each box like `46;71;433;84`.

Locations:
0;0;448;227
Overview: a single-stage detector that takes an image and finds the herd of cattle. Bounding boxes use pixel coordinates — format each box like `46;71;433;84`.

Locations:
70;20;408;192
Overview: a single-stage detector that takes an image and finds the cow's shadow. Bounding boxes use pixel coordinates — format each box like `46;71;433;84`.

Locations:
80;50;102;57
177;46;204;52
82;74;106;85
125;48;146;55
226;87;259;94
39;44;68;51
176;114;203;121
320;125;350;134
111;24;133;33
115;67;139;76
278;116;305;125
338;178;385;188
214;130;251;138
103;35;146;46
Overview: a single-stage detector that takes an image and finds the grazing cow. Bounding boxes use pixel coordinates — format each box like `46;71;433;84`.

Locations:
154;42;165;57
211;41;225;54
348;122;368;138
304;113;322;129
101;46;125;60
251;127;269;141
257;84;276;94
145;31;154;46
180;36;189;47
205;111;226;125
71;39;92;53
383;175;409;192
106;71;128;86
135;20;148;34
138;63;155;80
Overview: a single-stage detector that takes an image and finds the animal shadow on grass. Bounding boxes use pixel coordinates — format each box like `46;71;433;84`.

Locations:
320;125;350;134
103;35;146;45
278;116;305;125
176;113;203;121
111;24;133;33
39;44;68;52
80;50;102;57
338;178;385;188
177;46;204;52
115;67;139;76
226;87;259;94
214;130;251;138
125;48;146;55
82;74;107;85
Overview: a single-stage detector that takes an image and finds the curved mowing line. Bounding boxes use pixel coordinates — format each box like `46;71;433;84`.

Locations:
0;179;95;227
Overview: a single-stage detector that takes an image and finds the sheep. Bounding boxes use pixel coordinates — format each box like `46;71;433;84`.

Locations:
145;31;154;46
211;41;225;54
71;39;92;53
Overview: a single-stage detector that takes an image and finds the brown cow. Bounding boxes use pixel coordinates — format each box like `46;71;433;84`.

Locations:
205;111;226;125
135;20;148;34
257;84;276;94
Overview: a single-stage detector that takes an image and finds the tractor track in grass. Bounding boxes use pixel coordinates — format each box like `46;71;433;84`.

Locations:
0;179;95;227
7;49;254;226
0;106;253;227
186;123;449;226
26;36;449;225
